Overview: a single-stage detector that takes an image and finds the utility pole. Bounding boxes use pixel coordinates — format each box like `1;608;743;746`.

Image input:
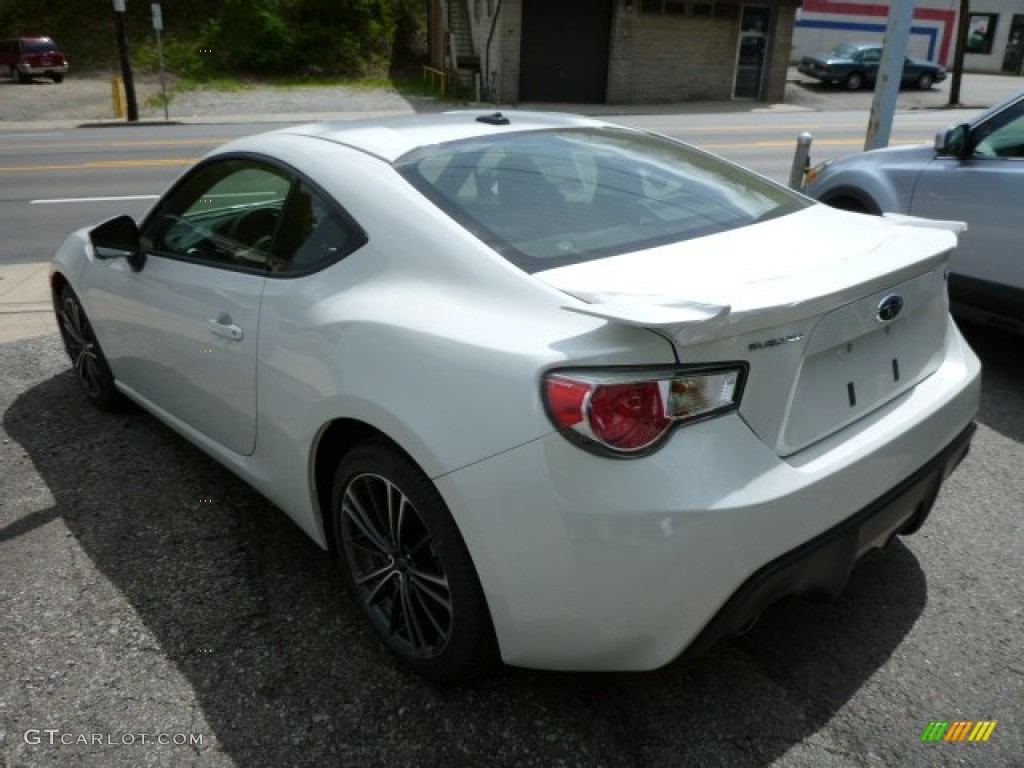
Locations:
949;0;971;105
113;0;140;122
864;0;914;150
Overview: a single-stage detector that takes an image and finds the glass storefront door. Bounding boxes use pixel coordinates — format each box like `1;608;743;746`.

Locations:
1002;15;1024;75
734;6;771;99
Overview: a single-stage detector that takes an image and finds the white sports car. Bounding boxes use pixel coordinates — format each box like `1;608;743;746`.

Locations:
51;111;980;681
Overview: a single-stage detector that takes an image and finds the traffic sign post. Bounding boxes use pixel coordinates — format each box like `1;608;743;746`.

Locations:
152;4;169;120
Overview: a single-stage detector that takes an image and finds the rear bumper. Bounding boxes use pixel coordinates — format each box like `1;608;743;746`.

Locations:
682;420;975;658
437;320;980;671
21;62;68;75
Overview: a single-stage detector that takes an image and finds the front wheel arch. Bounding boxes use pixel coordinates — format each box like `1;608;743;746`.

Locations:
819;188;883;215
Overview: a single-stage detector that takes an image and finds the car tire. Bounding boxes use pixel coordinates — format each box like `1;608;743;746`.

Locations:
52;73;64;84
331;441;497;682
56;285;121;410
843;72;865;90
13;65;30;83
917;73;934;90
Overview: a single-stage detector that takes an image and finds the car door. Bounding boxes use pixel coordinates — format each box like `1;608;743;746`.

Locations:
89;157;292;455
908;99;1024;295
860;47;882;80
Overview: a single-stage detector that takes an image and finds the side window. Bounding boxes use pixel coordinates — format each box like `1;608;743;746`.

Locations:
973;106;1024;158
269;183;366;274
142;159;291;270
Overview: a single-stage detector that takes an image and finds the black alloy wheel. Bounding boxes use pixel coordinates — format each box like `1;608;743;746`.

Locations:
332;442;496;682
57;285;120;409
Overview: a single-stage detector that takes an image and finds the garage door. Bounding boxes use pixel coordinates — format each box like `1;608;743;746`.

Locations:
519;0;613;103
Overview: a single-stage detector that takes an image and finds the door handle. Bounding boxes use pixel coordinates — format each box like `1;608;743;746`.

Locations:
207;314;243;341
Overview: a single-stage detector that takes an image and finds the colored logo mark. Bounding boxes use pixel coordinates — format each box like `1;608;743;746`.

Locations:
921;720;997;742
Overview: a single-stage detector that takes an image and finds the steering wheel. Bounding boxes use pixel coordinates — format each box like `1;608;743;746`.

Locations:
230;208;279;248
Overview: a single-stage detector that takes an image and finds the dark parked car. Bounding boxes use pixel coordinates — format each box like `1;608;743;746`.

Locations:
0;36;68;83
798;43;946;91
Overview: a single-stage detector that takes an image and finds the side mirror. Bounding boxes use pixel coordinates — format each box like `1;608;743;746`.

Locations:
90;215;146;272
935;124;971;159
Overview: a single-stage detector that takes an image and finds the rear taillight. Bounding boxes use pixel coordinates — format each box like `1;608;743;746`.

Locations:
543;366;745;456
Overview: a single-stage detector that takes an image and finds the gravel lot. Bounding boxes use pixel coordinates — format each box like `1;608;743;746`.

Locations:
0;72;437;124
4;68;1014;126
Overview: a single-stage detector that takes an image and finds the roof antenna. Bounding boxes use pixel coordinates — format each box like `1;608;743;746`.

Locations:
476;112;510;126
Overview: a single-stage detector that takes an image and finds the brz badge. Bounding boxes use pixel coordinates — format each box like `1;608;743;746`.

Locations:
876;294;904;323
748;333;804;351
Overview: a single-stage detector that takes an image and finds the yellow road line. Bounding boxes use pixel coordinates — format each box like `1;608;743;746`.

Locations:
0;139;224;151
0;135;924;172
0;158;201;172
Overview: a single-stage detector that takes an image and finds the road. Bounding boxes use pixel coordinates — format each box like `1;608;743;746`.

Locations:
0;108;987;265
1;111;1022;767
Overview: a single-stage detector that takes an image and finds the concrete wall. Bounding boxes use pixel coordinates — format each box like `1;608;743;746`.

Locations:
464;0;523;103
764;4;796;102
608;8;738;103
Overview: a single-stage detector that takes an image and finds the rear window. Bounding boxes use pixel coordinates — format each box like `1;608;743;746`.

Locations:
396;127;808;273
23;39;60;54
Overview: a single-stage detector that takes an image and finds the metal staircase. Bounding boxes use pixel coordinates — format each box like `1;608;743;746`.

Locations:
446;0;479;95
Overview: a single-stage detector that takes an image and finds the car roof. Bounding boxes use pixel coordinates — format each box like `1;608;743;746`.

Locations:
274;110;614;163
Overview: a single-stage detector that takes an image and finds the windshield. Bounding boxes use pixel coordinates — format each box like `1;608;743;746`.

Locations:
396;127;808;273
829;44;860;57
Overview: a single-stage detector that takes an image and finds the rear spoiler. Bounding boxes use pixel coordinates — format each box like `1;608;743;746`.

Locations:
563;295;731;339
560;213;962;342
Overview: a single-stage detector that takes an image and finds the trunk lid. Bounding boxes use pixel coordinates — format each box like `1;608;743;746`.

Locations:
535;205;960;455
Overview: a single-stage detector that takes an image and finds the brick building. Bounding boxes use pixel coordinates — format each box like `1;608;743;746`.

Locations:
430;0;800;105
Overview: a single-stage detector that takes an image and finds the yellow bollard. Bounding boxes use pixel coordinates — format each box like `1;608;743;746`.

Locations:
112;76;126;119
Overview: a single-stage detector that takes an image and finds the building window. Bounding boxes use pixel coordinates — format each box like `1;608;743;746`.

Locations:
642;0;739;17
714;2;739;19
967;13;999;55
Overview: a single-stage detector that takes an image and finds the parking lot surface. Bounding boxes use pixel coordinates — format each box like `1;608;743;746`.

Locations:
2;324;1021;767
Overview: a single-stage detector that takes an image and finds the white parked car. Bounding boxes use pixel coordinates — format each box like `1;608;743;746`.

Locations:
51;111;980;681
803;91;1024;335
